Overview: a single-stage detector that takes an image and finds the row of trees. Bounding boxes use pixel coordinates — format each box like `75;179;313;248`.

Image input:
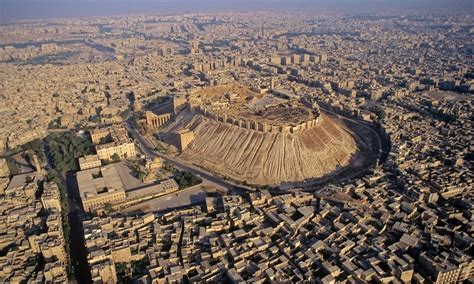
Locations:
44;132;95;279
7;132;84;278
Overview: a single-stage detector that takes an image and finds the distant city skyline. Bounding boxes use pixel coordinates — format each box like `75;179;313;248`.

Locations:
1;0;473;23
1;3;473;283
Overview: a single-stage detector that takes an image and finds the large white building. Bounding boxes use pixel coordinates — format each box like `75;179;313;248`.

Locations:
90;125;136;161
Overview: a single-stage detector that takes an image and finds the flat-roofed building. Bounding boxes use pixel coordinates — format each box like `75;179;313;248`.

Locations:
76;165;126;212
126;178;179;202
29;233;67;263
90;127;111;145
0;158;9;194
90;259;118;283
90;125;136;161
43;262;67;283
419;252;473;284
41;182;62;211
79;154;102;170
0;158;9;177
5;172;37;196
38;236;67;263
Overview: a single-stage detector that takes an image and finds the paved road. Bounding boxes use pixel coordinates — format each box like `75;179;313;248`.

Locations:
43;142;92;283
125;107;387;193
124;122;253;193
320;107;387;160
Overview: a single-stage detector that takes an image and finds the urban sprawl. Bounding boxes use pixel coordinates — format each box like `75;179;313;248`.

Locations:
0;11;473;284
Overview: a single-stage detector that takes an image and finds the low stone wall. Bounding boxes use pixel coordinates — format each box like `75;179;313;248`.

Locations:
190;104;321;134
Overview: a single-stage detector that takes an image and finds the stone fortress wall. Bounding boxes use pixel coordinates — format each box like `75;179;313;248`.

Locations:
145;95;188;129
190;103;321;134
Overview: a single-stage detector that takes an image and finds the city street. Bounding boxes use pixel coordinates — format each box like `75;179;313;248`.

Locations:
125;122;253;193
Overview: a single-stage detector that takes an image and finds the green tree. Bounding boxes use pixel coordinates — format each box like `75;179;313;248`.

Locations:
104;203;114;214
162;162;174;172
111;153;121;162
131;259;150;278
174;170;202;189
115;263;129;282
137;171;146;181
63;219;71;244
46;132;94;173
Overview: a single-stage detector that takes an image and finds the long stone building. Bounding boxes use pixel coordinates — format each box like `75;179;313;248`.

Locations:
76;165;127;212
90;125;136;161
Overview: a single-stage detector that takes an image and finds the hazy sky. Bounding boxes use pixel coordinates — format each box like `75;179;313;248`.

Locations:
1;0;472;23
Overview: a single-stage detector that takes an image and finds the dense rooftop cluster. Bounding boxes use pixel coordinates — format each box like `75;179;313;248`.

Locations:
82;186;473;283
0;9;472;283
0;169;68;282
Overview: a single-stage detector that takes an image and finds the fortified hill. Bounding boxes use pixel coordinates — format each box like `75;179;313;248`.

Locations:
155;84;359;186
189;85;321;134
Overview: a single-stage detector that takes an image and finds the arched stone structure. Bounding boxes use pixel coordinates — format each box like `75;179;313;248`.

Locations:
146;111;172;129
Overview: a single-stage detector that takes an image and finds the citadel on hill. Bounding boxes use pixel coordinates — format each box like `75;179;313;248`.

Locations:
144;84;360;185
0;9;472;284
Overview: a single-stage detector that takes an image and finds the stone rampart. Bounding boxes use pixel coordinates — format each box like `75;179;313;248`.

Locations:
190;104;321;134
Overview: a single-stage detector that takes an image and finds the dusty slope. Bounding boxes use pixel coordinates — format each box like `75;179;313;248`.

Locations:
163;111;358;185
